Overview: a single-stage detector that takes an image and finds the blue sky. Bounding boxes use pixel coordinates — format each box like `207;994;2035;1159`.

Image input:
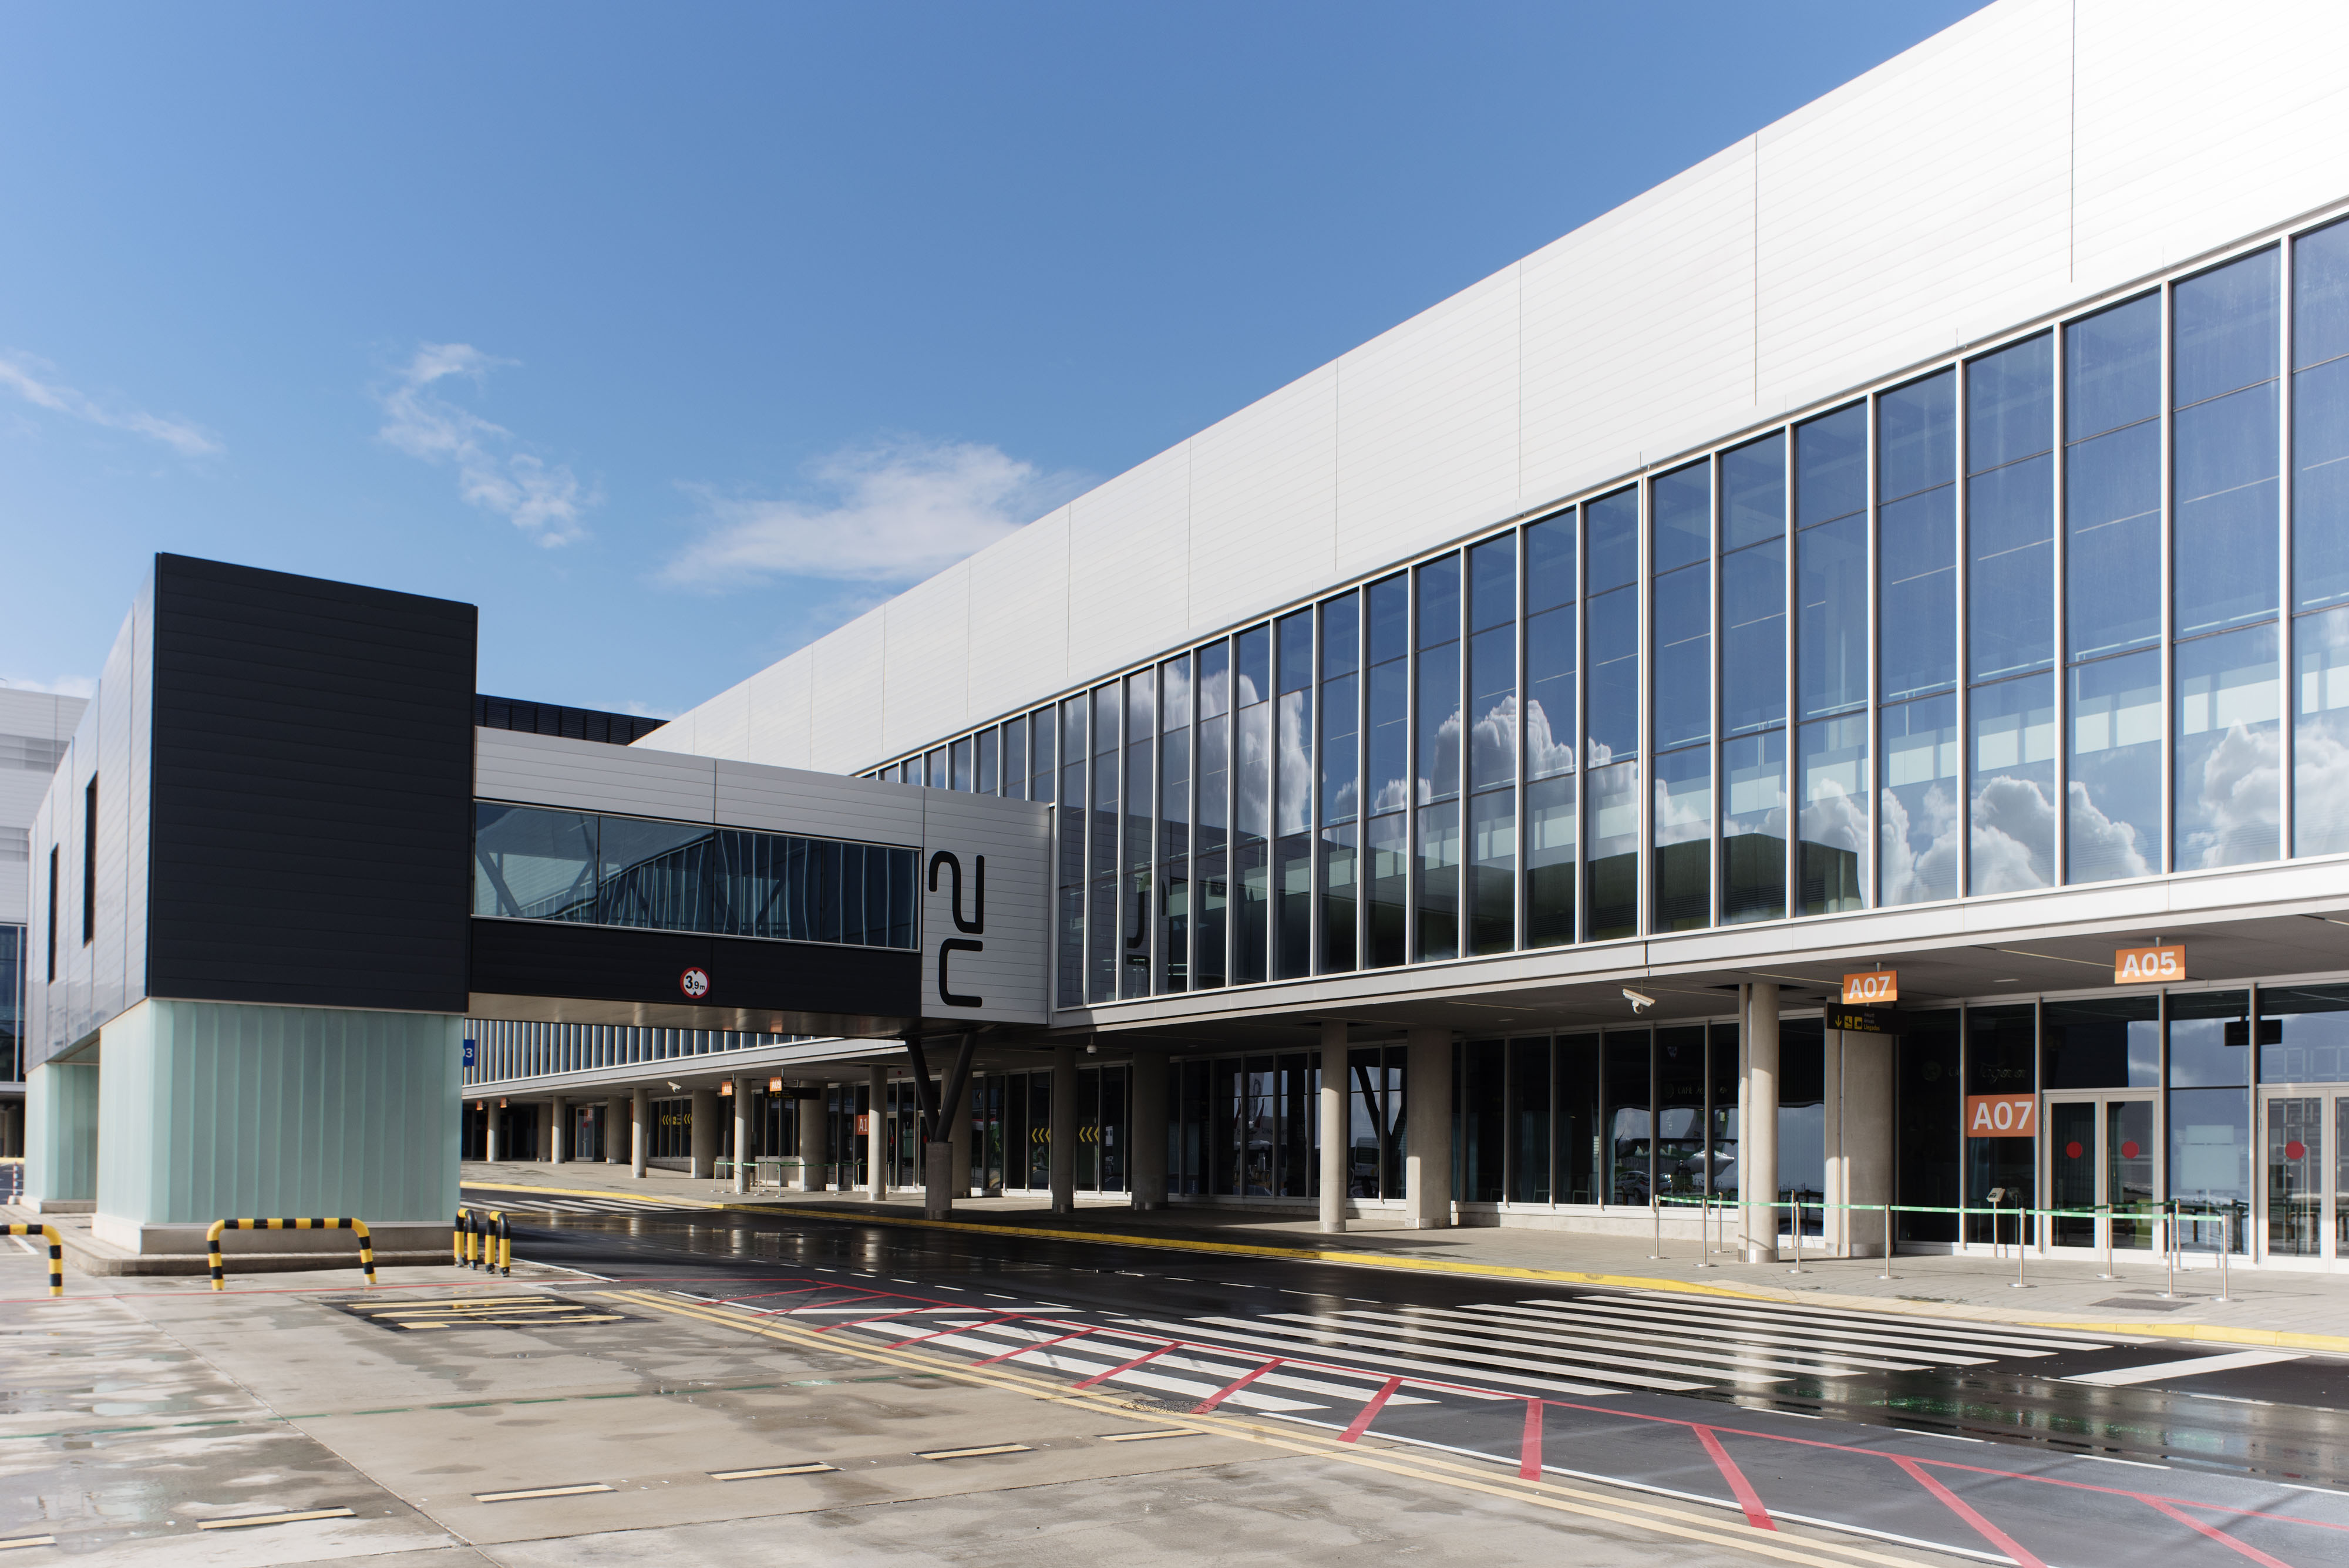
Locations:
0;2;1981;716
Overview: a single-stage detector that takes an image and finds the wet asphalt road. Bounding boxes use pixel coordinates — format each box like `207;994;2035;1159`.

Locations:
472;1189;2349;1567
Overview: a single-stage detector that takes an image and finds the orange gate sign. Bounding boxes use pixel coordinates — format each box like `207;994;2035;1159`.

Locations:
2114;945;2185;984
1966;1094;2035;1138
1842;970;1897;1005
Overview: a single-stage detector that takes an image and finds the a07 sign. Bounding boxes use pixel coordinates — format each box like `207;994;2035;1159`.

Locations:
1966;1093;2035;1138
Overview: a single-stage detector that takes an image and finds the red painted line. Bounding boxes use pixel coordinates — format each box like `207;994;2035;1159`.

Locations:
1339;1376;1404;1444
1890;1455;2045;1568
1194;1358;1283;1414
889;1313;1021;1348
2143;1497;2293;1567
1692;1426;1774;1531
1532;1397;2349;1542
1073;1341;1177;1389
1519;1399;1545;1481
971;1326;1098;1366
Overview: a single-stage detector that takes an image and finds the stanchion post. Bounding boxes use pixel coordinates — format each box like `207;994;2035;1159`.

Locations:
1650;1196;1663;1260
1789;1195;1804;1275
2220;1210;2232;1303
2012;1204;2029;1288
1695;1193;1712;1268
1880;1202;1893;1281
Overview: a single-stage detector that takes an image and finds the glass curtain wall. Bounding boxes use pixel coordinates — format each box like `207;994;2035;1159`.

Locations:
2296;219;2349;854
1159;655;1192;991
1366;574;1410;967
2173;250;2283;872
1525;512;1577;945
1651;462;1711;931
1586;489;1641;938
1415;556;1463;960
1235;627;1272;982
1722;436;1788;921
1320;593;1362;971
1275;610;1315;977
1466;537;1519;953
880;220;2347;1007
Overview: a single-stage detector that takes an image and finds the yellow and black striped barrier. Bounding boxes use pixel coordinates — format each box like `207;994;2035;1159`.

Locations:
4;1223;63;1297
458;1209;511;1275
452;1208;469;1267
205;1217;375;1291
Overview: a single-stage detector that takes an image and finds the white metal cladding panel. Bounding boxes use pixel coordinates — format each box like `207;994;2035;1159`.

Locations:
2072;0;2349;290
953;503;1071;768
1519;144;1759;509
712;759;924;845
1332;266;1523;580
0;689;83;922
1187;363;1338;638
880;562;974;761
25;776;54;1056
1066;445;1192;689
1755;3;2072;412
90;598;140;1029
474;729;718;822
809;611;887;775
741;652;815;773
917;790;1049;1024
121;576;152;1029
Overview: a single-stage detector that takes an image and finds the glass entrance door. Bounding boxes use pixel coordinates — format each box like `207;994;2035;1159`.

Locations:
2045;1094;2156;1253
2261;1091;2344;1262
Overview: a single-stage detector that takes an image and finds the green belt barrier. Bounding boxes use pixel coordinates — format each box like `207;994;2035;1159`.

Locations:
5;1223;64;1297
207;1217;375;1292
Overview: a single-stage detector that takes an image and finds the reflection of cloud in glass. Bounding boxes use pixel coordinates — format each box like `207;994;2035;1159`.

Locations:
1878;782;1958;904
1471;693;1517;789
1799;778;1867;854
1970;774;2055;891
1655;766;1710;846
2296;722;2349;854
1276;691;1311;835
1237;704;1270;834
1416;706;1462;805
1525;698;1576;779
2065;780;2150;880
2180;721;2280;868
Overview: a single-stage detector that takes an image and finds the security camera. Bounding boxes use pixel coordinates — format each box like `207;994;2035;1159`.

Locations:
1623;988;1655;1014
1086;1042;1098;1055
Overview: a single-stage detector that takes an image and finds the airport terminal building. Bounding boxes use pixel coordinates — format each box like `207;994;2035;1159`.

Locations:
21;0;2349;1272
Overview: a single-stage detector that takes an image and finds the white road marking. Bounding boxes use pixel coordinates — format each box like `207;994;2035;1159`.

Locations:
2062;1349;2303;1386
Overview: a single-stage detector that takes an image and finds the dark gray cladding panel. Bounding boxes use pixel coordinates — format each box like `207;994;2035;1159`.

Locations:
146;554;477;1012
469;918;920;1026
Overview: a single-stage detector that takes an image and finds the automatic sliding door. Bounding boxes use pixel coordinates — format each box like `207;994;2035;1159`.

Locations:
2108;1101;2155;1250
2050;1102;2096;1247
2266;1096;2323;1257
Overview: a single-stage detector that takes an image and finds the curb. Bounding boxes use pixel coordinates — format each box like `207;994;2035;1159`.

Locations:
458;1179;2349;1355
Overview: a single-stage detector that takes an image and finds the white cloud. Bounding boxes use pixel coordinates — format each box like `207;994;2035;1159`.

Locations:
0;673;97;699
377;343;589;547
664;438;1086;589
0;351;219;456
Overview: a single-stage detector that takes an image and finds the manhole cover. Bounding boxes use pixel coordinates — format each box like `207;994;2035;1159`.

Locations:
335;1293;632;1333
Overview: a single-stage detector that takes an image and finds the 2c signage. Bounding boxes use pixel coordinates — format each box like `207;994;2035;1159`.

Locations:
1966;1093;2036;1138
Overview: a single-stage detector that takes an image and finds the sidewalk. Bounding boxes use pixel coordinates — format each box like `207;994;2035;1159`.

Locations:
459;1159;2349;1353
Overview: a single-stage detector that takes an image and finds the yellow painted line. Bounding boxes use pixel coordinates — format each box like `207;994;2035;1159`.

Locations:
916;1442;1032;1460
0;1537;56;1551
195;1508;357;1530
2025;1320;2349;1354
613;1289;1938;1568
349;1298;556;1312
472;1179;2349;1355
709;1462;836;1480
1098;1428;1201;1442
473;1483;615;1503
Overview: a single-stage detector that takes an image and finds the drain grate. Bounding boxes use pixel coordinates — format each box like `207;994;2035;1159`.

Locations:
337;1294;632;1333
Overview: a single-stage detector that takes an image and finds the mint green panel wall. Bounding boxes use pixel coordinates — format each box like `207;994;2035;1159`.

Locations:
26;1061;100;1202
96;1000;461;1225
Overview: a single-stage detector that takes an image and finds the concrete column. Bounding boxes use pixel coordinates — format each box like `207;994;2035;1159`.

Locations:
1318;1022;1348;1233
24;1061;99;1206
1129;1052;1168;1211
1049;1042;1078;1215
484;1105;502;1163
1842;1032;1895;1259
689;1087;718;1180
551;1098;569;1164
796;1083;826;1190
535;1102;553;1163
1403;1028;1452;1230
732;1076;753;1193
866;1065;887;1201
605;1098;628;1163
1822;1029;1845;1257
1744;982;1779;1264
945;1068;972;1199
630;1085;649;1179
